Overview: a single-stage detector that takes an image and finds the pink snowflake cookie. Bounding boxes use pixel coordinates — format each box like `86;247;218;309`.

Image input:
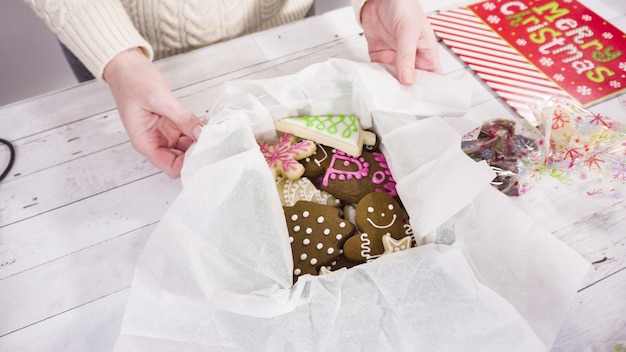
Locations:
259;133;317;180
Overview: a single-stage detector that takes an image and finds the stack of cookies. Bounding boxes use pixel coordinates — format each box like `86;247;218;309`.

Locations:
258;114;415;282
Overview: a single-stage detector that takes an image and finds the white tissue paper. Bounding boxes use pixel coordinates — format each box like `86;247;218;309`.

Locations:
114;59;590;351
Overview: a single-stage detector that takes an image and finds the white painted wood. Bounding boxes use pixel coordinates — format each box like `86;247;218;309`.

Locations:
0;289;130;352
552;268;626;351
1;5;625;352
0;225;152;336
0;173;178;279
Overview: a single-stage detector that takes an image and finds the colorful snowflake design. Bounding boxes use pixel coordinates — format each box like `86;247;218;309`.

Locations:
528;96;626;198
258;133;316;180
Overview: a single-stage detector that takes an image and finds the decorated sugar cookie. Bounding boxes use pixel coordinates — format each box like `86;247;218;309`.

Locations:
299;143;333;178
283;201;355;281
275;114;376;156
258;133;316;180
320;149;397;204
343;192;411;263
276;176;340;207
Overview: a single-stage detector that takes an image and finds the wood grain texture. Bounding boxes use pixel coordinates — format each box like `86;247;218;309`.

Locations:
0;3;625;351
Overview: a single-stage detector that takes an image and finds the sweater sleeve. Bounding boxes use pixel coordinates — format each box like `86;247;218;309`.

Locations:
23;0;153;79
351;0;367;23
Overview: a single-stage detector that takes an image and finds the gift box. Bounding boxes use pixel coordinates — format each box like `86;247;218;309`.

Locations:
114;59;590;351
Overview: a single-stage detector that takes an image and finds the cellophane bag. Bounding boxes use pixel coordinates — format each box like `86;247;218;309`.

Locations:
461;117;543;197
529;95;626;198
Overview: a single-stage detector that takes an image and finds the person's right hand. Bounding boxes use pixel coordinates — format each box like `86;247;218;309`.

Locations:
360;0;443;85
103;48;203;178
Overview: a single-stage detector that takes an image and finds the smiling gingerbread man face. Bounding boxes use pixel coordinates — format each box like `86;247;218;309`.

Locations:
357;192;405;237
342;192;410;263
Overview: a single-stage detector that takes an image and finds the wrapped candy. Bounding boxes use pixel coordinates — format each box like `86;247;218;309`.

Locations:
461;118;540;196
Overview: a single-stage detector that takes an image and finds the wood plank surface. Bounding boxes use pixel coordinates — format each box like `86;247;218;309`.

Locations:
1;3;625;351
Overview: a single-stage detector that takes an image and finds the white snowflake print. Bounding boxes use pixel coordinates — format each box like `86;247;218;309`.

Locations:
581;14;592;21
610;80;621;88
577;85;592;95
553;73;565;82
620;62;626;71
516;38;527;46
487;15;501;24
483;2;496;11
540;57;554;67
603;32;614;39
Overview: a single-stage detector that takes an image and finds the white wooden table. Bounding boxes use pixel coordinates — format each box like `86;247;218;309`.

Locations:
1;2;625;351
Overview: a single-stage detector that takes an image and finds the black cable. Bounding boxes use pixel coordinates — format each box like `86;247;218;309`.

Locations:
0;138;16;183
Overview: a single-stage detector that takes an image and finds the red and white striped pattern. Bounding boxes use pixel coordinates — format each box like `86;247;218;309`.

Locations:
429;8;565;124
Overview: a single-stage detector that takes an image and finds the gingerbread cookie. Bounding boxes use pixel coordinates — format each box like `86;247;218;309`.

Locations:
276;176;340;207
319;254;361;275
275;114;376;156
320;149;397;204
299;143;333;178
343;192;411;263
258;133;316;180
283;201;355;281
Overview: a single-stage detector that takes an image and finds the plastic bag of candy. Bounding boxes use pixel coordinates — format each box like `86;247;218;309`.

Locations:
461;118;542;196
528;95;626;198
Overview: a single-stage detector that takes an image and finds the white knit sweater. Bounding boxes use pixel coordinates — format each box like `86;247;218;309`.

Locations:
24;0;370;78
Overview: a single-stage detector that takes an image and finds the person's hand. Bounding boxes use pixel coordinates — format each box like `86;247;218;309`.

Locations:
103;48;203;178
360;0;443;84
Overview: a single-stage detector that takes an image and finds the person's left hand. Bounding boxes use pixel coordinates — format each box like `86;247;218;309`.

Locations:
360;0;443;84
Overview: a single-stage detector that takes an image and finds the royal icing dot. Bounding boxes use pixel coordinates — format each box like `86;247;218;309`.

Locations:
339;222;346;228
336;234;342;240
388;204;394;210
303;238;311;245
300;253;307;260
302;211;310;218
310;258;318;265
317;216;324;223
291;214;299;221
289;237;294;243
294;268;301;275
323;228;330;235
368;207;374;213
306;227;313;234
327;247;335;255
316;243;323;250
293;225;301;232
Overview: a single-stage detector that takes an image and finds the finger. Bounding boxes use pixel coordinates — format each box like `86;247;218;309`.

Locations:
416;27;444;74
147;146;185;178
156;95;204;142
394;20;420;85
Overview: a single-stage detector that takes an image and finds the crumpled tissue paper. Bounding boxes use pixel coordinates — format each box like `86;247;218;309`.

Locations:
114;59;590;352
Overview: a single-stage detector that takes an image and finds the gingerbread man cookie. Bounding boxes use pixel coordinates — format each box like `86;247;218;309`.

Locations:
275;114;376;156
343;192;411;263
283;201;355;281
258;133;316;180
